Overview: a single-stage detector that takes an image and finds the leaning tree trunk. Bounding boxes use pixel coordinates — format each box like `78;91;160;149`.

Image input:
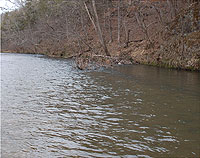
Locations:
117;0;121;44
84;1;110;56
91;0;110;56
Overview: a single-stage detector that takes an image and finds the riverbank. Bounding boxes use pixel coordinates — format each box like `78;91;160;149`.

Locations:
2;30;200;71
1;30;200;71
130;31;200;71
1;1;199;71
2;35;200;71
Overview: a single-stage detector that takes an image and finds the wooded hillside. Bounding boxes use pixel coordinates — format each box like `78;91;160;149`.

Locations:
1;0;200;70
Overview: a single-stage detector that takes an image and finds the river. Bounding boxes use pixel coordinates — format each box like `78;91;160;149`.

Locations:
1;53;200;157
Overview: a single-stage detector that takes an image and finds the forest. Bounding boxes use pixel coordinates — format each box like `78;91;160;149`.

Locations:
1;0;200;70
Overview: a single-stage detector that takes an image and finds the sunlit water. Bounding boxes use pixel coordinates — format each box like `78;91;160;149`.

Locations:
1;53;200;157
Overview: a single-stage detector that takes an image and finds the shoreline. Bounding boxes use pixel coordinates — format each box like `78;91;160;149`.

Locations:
1;50;199;72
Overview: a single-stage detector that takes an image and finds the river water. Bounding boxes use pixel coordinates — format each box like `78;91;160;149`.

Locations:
1;53;200;157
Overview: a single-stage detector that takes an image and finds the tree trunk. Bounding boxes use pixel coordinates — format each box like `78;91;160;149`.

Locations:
91;0;110;56
107;1;113;43
84;2;97;32
123;19;130;47
117;0;121;44
135;11;152;44
192;0;199;31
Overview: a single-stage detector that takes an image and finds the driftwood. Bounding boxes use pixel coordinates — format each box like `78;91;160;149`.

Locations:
75;51;135;70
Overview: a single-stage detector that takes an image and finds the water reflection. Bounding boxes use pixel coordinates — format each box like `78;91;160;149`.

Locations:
1;53;200;157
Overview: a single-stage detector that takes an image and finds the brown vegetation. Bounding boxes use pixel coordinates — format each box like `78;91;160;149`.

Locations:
1;0;200;70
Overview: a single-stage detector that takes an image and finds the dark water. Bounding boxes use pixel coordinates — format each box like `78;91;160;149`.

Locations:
1;53;200;158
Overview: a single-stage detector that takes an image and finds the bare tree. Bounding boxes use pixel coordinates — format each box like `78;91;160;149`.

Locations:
135;10;152;44
84;0;110;56
117;0;122;44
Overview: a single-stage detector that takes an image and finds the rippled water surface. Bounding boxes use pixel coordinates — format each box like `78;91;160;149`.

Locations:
1;53;200;157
